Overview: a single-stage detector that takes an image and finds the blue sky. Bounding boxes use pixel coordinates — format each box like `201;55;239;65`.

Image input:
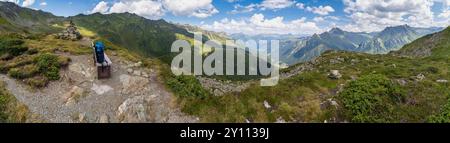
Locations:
3;0;450;35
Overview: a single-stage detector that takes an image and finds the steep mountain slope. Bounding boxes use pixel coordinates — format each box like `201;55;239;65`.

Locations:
281;28;373;65
0;2;63;33
395;26;450;58
357;25;426;54
280;25;442;65
70;13;194;63
179;24;230;44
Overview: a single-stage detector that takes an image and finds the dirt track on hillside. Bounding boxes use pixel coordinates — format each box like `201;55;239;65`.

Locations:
1;53;198;123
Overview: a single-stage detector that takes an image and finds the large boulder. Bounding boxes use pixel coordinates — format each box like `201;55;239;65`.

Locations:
91;83;113;95
328;70;342;79
117;95;157;123
63;86;85;106
119;74;150;96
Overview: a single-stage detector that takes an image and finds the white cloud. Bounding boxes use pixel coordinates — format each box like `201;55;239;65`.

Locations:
229;3;258;14
326;16;340;21
201;13;322;35
91;1;109;14
306;5;335;15
341;0;442;32
229;0;295;14
259;0;295;10
437;0;450;18
90;0;218;19
39;2;47;6
296;2;305;9
225;0;240;2
22;0;34;7
439;10;450;18
163;0;218;18
313;17;325;22
109;0;165;20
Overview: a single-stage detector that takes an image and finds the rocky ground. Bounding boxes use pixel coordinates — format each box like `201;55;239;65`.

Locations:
0;52;198;123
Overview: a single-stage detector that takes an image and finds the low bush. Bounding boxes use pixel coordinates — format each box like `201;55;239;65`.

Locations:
338;74;406;123
0;38;28;56
166;75;210;98
427;100;450;123
7;65;38;79
35;53;61;80
25;76;49;88
25;48;38;55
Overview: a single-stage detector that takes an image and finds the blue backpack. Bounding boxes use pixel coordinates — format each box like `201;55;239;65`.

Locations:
94;42;105;63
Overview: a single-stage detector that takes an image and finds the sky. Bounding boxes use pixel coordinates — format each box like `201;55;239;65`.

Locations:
1;0;450;35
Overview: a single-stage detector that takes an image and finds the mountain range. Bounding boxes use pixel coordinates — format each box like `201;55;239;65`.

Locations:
231;25;443;65
280;25;443;65
246;25;443;65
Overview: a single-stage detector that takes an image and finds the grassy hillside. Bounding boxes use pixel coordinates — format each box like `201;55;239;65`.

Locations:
396;27;450;59
70;13;194;63
172;27;450;123
0;2;63;34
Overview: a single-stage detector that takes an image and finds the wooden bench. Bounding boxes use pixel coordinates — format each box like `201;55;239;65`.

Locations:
92;44;112;79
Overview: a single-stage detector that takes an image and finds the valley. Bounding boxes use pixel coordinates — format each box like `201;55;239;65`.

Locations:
0;1;449;123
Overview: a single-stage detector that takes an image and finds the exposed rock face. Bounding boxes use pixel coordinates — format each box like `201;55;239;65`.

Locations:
99;115;109;123
78;112;87;123
117;95;157;123
91;83;113;95
63;86;85;106
55;21;82;41
119;74;150;96
69;62;93;78
117;94;197;123
328;70;342;79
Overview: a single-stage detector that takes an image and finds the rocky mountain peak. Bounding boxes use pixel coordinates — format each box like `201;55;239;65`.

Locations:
329;27;345;35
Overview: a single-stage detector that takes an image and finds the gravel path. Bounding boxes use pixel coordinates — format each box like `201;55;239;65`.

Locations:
0;54;197;123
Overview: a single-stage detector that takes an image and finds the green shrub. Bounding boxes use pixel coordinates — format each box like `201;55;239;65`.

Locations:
25;76;48;88
25;48;39;55
338;74;406;123
0;38;28;57
7;65;38;79
166;75;210;98
426;66;439;74
427;100;450;123
0;45;28;57
35;53;60;80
